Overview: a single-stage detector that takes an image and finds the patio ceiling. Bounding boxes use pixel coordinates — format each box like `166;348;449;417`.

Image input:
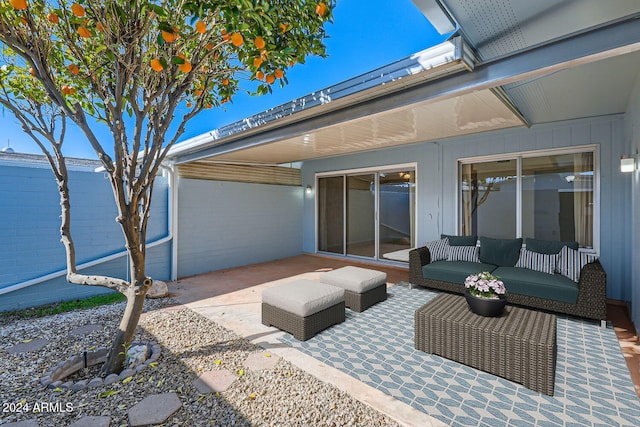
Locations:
169;1;640;170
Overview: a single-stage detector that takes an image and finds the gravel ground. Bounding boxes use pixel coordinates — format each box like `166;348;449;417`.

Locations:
0;298;400;426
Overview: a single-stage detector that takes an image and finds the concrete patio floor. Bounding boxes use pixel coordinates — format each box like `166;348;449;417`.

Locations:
168;254;640;426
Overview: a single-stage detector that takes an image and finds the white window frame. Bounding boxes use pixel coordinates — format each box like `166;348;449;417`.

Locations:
456;146;599;254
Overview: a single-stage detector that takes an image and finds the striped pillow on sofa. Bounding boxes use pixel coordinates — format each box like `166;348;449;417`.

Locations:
557;246;598;282
515;248;557;275
425;238;450;262
447;245;480;263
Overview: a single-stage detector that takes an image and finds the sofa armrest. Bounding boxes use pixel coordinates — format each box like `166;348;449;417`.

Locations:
576;260;607;320
410;246;431;267
409;247;431;286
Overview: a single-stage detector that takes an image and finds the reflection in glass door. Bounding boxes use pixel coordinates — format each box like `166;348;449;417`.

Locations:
317;166;415;262
317;176;344;254
379;171;415;257
347;174;375;257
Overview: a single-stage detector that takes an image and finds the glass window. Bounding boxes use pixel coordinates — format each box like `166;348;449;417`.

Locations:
522;152;593;248
460;160;517;239
459;150;595;248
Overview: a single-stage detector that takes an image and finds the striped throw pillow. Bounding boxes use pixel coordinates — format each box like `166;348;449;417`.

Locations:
515;248;557;275
425;238;450;262
447;245;480;262
557;246;598;282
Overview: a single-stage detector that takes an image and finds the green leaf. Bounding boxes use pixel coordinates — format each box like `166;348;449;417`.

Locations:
98;390;121;398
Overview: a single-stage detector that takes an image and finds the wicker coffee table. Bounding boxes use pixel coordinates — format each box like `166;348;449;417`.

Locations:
415;293;557;396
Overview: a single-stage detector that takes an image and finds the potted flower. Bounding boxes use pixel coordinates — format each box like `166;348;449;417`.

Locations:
464;272;507;316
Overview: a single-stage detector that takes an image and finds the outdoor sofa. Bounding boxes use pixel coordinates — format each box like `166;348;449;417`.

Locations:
409;235;607;322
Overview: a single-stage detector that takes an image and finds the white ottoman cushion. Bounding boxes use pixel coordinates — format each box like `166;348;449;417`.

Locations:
262;280;344;317
320;266;387;293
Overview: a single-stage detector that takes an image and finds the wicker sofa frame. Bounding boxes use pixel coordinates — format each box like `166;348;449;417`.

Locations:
409;246;607;322
262;301;345;341
345;283;387;312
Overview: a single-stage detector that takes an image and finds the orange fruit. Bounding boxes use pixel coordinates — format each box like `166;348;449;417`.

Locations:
29;67;35;76
206;103;213;109
274;68;284;79
150;59;163;71
221;78;229;86
254;36;265;49
195;21;206;34
316;2;327;16
71;3;85;17
161;30;178;43
221;29;230;41
47;13;59;24
77;26;91;38
255;70;264;80
205;43;213;50
279;23;288;34
10;0;27;10
265;74;275;84
178;60;192;73
186;101;192;108
231;32;243;47
253;57;263;68
96;22;105;32
61;85;75;95
194;89;203;96
67;64;80;75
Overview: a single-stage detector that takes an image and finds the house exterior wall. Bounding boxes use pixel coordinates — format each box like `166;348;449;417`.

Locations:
0;162;170;311
624;71;640;327
176;178;303;278
302;115;631;302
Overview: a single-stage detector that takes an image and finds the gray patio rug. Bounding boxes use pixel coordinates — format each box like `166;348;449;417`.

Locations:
279;283;640;426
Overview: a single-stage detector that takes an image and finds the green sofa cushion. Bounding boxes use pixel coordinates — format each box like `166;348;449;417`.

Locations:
441;234;477;246
479;237;523;267
492;266;579;304
525;238;579;254
423;261;497;285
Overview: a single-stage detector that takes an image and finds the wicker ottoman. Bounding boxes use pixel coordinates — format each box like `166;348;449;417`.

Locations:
415;293;557;396
320;266;387;312
262;280;345;341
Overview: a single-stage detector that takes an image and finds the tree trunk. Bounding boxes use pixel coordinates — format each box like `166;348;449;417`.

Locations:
100;276;151;376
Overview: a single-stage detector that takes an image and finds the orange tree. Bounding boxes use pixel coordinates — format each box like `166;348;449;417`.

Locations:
0;0;333;375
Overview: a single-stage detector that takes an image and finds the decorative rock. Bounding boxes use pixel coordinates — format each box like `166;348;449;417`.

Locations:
119;368;135;379
6;339;50;354
147;280;168;299
68;416;111;427
39;376;52;387
126;344;149;369
70;380;88;391
48;380;62;389
192;370;237;394
103;373;120;385
134;364;147;373
128;393;182;426
2;420;39;427
87;377;103;388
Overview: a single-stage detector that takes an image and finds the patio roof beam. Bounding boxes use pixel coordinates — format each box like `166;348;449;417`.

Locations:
173;15;640;165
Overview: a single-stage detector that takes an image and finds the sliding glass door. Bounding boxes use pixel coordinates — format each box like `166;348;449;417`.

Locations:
317;166;415;262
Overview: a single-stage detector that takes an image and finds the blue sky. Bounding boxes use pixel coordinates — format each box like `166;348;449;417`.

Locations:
1;0;446;159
